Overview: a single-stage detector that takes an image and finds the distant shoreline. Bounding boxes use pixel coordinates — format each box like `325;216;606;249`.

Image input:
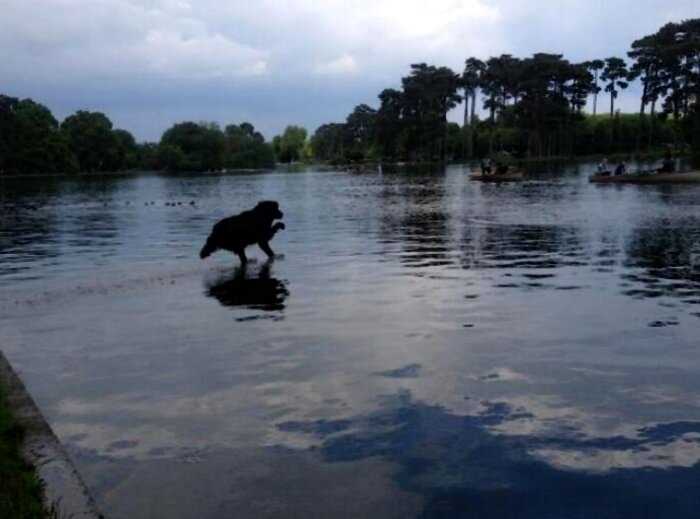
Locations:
0;167;275;180
0;151;688;181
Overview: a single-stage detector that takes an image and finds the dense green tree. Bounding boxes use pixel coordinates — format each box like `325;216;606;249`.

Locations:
112;129;139;170
400;63;462;160
480;55;523;122
567;64;595;113
225;122;261;151
444;122;464;160
159;121;225;171
311;123;346;162
138;142;161;170
0;95;77;174
375;88;404;159
601;57;630;116
5;18;699;173
665;20;699;163
629;35;659;116
584;60;605;116
156;143;187;171
311;64;462;163
344;104;377;160
61;111;119;172
461;57;486;158
628;35;661;150
693;104;700;167
273;125;308;163
1;94;278;174
315;15;697;163
462;58;486;127
0;95;16;167
512;53;577;156
628;19;699;154
223;122;274;168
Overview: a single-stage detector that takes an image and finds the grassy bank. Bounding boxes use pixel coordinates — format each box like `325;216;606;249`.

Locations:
0;383;48;519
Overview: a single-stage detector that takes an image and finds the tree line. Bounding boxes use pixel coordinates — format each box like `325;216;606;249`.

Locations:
0;97;135;175
2;18;697;174
0;95;312;175
311;18;700;164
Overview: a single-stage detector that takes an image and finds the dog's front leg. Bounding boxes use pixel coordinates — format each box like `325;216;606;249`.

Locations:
258;241;275;259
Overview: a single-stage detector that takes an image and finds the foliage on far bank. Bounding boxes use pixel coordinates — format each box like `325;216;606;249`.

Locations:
0;384;48;519
272;126;309;163
0;96;279;175
309;18;700;164
0;96;144;175
156;121;275;172
2;18;697;174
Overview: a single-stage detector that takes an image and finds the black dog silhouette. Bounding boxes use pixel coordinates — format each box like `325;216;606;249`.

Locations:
200;201;285;264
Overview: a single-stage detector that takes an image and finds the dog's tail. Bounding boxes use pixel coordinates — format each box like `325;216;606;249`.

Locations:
199;236;217;259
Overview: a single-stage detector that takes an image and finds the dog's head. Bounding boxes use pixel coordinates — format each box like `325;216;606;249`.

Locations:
254;200;283;221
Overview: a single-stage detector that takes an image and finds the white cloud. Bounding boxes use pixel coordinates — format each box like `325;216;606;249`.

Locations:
6;0;503;81
242;60;269;77
314;55;358;76
362;0;500;40
142;30;268;79
1;0;697;139
0;0;269;81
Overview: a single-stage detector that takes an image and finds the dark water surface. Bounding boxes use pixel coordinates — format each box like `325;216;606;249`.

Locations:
2;164;700;518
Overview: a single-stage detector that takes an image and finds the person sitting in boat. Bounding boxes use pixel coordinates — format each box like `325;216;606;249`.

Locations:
597;158;610;175
481;158;492;175
614;161;627;176
493;151;513;175
658;152;675;173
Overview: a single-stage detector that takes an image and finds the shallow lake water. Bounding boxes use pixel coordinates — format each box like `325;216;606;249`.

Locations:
2;163;700;518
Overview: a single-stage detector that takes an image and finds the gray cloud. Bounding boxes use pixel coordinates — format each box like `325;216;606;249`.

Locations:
2;0;697;140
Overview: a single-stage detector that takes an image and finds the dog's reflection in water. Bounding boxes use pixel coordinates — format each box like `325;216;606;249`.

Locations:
205;261;289;313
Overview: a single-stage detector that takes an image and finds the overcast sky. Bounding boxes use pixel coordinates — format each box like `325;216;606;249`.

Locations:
2;0;697;141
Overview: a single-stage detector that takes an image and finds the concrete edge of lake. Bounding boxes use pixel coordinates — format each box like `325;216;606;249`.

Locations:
0;350;104;519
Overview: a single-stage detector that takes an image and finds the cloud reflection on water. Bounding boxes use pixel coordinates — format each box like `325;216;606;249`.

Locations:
279;389;700;518
4;165;700;518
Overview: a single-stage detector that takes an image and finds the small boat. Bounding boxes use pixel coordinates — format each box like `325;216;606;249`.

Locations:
590;170;700;184
470;169;525;182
